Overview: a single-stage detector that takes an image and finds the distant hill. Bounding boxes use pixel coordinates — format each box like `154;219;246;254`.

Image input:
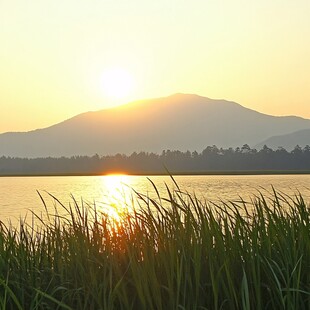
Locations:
1;93;310;158
255;128;310;151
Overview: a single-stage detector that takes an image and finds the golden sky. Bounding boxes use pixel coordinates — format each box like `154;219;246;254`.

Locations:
1;0;310;133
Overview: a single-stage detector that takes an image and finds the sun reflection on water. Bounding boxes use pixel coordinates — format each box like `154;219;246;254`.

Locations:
99;174;134;223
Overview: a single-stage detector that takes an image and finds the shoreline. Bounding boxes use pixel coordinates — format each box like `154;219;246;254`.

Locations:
1;170;310;177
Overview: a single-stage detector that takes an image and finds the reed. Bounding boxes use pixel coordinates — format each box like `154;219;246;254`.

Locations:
0;181;309;309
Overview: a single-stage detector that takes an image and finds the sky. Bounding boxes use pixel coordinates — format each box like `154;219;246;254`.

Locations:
1;0;310;133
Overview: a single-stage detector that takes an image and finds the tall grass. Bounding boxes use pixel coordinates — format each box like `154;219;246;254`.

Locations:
0;181;309;309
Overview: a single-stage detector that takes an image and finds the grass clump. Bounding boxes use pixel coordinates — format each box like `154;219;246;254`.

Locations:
0;181;309;309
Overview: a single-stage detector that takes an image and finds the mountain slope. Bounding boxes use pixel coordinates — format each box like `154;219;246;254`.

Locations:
1;93;310;157
255;128;310;150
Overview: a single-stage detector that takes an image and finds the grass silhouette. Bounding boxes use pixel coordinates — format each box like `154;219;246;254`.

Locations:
0;181;309;309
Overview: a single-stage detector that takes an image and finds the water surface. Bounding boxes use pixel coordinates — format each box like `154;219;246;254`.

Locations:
0;175;309;225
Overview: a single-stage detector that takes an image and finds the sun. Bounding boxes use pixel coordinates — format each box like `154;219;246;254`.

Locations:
100;68;135;100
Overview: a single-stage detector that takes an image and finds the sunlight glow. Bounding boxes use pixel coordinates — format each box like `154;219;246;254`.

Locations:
99;174;132;223
100;68;135;100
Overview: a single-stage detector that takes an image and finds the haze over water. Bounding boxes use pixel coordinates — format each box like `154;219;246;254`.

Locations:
1;175;310;226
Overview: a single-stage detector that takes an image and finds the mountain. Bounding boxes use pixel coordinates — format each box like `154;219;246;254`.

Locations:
255;128;310;151
1;93;310;158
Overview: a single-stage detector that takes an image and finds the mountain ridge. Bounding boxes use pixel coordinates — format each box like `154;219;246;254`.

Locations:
255;128;310;150
1;93;310;158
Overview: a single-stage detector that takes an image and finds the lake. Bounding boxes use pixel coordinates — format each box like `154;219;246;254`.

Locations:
1;174;310;225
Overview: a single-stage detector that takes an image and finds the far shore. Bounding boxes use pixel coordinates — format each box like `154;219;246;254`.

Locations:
1;170;310;177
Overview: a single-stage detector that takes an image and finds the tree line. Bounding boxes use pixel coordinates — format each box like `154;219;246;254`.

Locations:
1;144;310;175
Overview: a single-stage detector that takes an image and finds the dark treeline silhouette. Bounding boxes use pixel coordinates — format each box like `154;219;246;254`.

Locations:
1;144;310;175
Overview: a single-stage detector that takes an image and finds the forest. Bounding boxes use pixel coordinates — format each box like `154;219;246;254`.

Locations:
0;144;310;175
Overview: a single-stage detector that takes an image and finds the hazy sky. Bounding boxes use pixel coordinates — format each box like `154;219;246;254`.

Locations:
1;0;310;133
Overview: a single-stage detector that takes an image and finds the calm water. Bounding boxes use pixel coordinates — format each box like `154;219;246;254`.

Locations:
0;175;310;225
